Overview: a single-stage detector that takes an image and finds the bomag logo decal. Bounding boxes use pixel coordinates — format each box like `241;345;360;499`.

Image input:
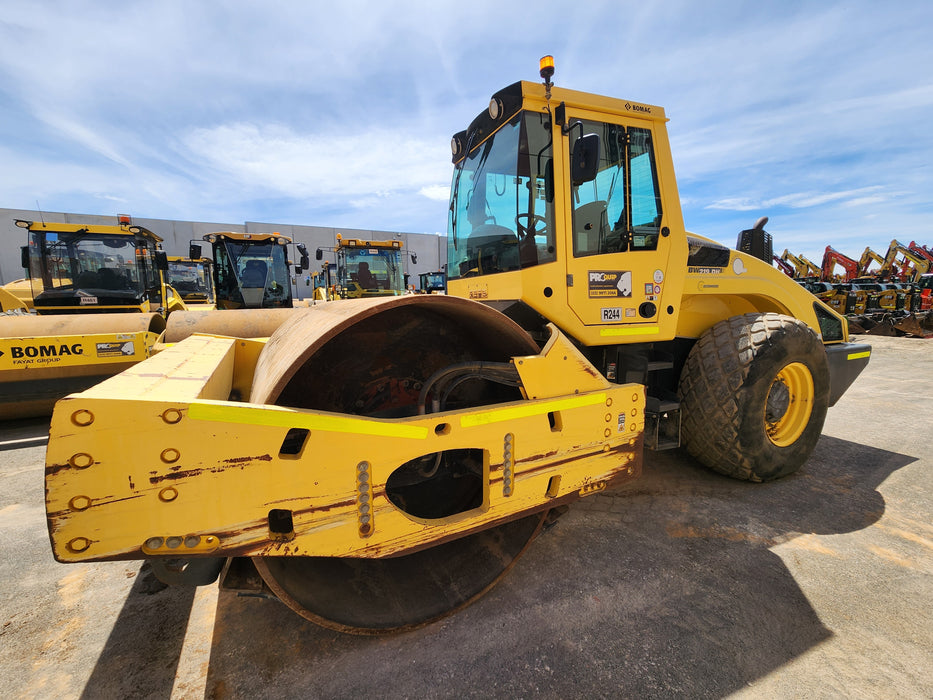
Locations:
4;343;84;366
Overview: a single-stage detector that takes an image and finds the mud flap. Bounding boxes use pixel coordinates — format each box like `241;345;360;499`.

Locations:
825;343;871;406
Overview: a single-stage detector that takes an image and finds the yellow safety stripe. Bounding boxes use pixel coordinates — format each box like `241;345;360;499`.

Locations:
599;325;660;337
189;401;429;439
461;393;607;428
847;351;871;360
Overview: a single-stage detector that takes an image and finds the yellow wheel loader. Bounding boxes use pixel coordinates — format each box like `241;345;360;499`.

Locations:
43;59;871;634
0;217;185;419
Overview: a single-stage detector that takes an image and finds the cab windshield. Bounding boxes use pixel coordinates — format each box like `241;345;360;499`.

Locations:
168;259;215;302
338;247;403;293
27;230;155;303
214;239;291;307
447;112;555;279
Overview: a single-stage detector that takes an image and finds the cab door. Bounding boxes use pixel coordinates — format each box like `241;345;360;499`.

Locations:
559;109;678;341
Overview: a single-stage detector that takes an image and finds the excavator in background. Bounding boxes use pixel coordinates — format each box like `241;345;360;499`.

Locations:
780;249;821;280
0;216;183;419
194;231;310;309
882;240;932;283
908;241;933;264
821;246;860;282
167;256;216;308
43;58;872;635
916;273;933;311
857;247;886;278
315;234;413;299
772;255;795;278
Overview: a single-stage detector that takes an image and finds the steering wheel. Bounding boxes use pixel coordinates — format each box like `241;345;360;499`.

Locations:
515;213;547;240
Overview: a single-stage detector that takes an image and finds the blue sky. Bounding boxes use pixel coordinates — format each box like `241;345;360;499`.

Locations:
1;1;931;263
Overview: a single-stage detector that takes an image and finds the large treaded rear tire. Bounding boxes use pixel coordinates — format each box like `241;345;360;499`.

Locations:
678;313;830;482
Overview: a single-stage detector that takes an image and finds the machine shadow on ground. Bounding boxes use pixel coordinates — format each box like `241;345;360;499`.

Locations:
0;417;50;451
78;566;196;700
184;433;914;698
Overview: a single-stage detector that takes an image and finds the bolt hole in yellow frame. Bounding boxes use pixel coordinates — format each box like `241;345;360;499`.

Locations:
766;362;814;447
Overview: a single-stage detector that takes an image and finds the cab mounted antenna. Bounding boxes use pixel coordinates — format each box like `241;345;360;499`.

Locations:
539;55;555;100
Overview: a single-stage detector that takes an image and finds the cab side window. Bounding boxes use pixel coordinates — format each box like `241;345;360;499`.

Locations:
571;122;662;257
628;127;663;251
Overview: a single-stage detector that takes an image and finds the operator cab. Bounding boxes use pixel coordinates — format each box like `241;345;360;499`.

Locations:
201;232;308;309
167;257;216;305
17;219;174;316
315;234;411;299
445;65;679;348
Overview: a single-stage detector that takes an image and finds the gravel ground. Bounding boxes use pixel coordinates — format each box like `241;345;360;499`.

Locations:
0;334;929;699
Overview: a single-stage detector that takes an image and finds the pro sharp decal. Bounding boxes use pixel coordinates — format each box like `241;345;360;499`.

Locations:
588;271;632;298
96;341;135;358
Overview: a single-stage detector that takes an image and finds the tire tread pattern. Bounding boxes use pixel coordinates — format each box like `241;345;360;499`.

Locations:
678;313;828;482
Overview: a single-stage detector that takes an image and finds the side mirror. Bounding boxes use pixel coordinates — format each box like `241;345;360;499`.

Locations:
20;246;29;270
189;243;202;260
155;251;169;271
315;248;323;261
411;253;418;265
571;132;600;186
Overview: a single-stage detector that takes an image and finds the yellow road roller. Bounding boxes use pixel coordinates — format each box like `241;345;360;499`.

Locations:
43;59;871;634
0;217;184;419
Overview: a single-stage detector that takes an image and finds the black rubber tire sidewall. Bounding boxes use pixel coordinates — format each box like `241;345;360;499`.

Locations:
678;313;830;482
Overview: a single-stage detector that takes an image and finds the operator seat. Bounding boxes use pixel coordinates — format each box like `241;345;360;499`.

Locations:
75;270;101;288
465;224;520;274
241;260;267;288
573;200;608;256
98;267;125;290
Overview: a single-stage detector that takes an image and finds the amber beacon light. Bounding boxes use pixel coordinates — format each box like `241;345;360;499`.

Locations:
539;55;555;98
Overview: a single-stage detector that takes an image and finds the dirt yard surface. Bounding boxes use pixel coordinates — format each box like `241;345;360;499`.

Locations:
0;334;930;698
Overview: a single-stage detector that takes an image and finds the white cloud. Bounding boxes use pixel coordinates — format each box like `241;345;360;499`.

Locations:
0;0;931;249
179;122;450;201
419;185;450;201
706;187;888;212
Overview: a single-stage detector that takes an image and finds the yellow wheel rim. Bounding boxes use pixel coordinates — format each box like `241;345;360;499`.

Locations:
765;362;814;447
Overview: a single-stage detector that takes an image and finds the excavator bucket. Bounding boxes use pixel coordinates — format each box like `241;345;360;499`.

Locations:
865;317;898;336
893;312;933;338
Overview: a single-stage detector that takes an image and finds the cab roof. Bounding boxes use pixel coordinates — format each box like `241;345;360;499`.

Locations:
15;219;162;242
203;231;293;243
452;80;667;163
